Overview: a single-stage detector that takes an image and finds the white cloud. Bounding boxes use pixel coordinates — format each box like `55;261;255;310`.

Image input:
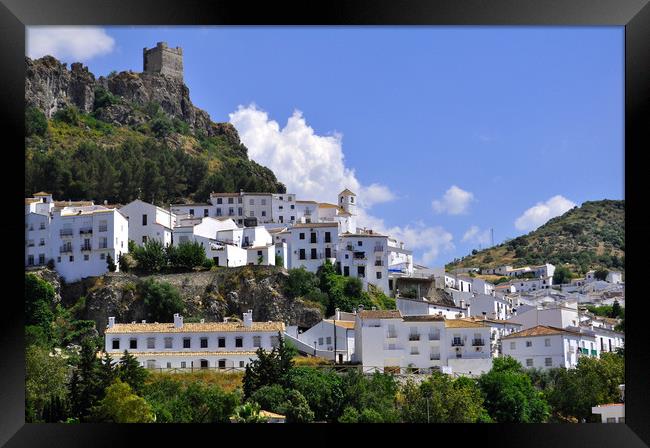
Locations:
230;104;453;265
514;195;577;232
431;185;475;215
229;104;394;208
462;225;491;246
27;26;115;61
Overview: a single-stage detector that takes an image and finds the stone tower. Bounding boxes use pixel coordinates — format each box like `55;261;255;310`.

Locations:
143;42;184;81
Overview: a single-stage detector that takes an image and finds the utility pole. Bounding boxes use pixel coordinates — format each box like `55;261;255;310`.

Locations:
334;308;339;364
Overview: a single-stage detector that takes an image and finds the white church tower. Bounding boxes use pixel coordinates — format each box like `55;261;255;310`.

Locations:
337;188;357;234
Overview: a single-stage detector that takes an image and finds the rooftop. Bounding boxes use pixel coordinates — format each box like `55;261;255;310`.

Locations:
402;315;446;322
444;319;488;328
323;319;356;329
318;202;339;208
358;310;402;320
106;321;285;334
339;189;356;196
501;325;586;339
292;222;339;228
103;350;259;357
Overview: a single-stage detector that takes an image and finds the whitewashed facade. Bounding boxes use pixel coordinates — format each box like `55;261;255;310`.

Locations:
119;199;176;247
104;312;284;370
289;222;339;272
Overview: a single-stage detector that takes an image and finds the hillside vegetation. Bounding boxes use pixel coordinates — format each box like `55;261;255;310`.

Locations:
447;200;624;275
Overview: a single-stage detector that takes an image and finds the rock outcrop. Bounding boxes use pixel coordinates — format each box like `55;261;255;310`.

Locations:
50;266;322;336
25;55;242;142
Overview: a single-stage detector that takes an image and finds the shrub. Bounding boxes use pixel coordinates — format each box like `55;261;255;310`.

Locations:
53;105;80;125
139;278;184;322
166;241;207;270
25;107;48;137
93;87;118;110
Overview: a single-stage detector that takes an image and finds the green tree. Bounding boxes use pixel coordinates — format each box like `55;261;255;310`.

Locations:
53;105;80;125
25;345;69;422
139;278;184;323
133;239;167;273
242;333;296;398
166;240;207;270
477;356;550;422
117;351;149;395
25;274;55;344
69;338;104;421
288;367;344;422
610;300;622;318
90;379;155;423
25;106;48;137
340;370;399;423
106;254;116;272
553;265;574;285
231;402;268;423
275;255;283;267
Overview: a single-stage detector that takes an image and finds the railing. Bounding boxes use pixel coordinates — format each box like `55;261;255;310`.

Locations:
353;252;366;259
27;242;35;247
98;243;108;249
59;245;72;253
81;244;92;251
410;350;420;355
387;332;398;339
472;339;485;346
451;340;464;347
375;261;384;266
79;227;93;235
374;245;384;252
60;229;74;237
430;354;441;360
428;333;440;341
346;245;354;251
98;226;108;232
408;334;421;341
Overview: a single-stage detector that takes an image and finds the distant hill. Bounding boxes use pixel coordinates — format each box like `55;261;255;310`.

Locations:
24;55;285;206
446;200;624;276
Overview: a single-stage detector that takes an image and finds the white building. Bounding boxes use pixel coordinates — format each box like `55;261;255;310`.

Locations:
119;199;176;247
296;310;356;362
501;325;597;370
26;193;129;282
289;222;339;272
396;297;468;319
271;193;297;225
104;311;284;370
353;310;492;376
606;271;623;284
466;293;513;321
458;316;522;356
511;276;553;292
338;230;389;292
592;385;625;423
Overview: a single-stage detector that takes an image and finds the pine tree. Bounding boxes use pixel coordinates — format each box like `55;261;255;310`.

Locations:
117;351;149;395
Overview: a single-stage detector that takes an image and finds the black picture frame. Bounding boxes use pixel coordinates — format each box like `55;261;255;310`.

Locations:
1;0;648;445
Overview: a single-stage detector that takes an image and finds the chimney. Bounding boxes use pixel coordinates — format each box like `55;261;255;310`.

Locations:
108;316;115;328
200;318;205;324
482;311;487;320
371;306;377;311
243;310;253;328
335;308;341;320
358;305;365;312
141;320;146;324
174;313;183;328
459;299;465;309
104;200;108;205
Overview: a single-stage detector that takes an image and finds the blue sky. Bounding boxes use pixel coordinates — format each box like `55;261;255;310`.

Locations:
27;26;624;266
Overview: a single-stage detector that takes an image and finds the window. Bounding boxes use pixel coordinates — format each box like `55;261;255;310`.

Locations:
545;338;551;347
217;198;223;204
253;336;262;347
218;337;226;348
299;249;306;260
200;337;208;348
142;214;148;226
357;241;362;246
39;238;45;246
57;257;61;263
216;208;222;216
229;208;235;216
271;336;280;347
100;253;106;260
318;337;324;345
343;266;349;276
228;198;234;204
310;232;317;243
526;358;533;367
239;361;245;368
147;338;155;349
411;346;419;355
238;207;243;216
290;204;295;209
238;197;242;204
526;340;532;347
261;199;267;205
130;339;137;349
299;233;305;240
99;220;108;232
249;199;254;205
166;362;171;368
325;247;331;258
311;248;317;259
326;337;332;345
181;361;186;368
204;209;209;217
112;339;120;350
325;232;331;243
290;216;295;221
69;256;74;262
350;197;354;203
142;235;148;244
357;266;365;278
164;337;173;349
510;341;516;350
235;337;243;348
27;255;34;266
84;254;89;261
545;357;552;367
249;211;254;217
183;338;191;348
99;237;108;249
189;209;194;216
218;359;226;368
606;417;617;423
376;272;382;280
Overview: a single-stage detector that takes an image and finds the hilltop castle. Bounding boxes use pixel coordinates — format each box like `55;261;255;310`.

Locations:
143;41;184;81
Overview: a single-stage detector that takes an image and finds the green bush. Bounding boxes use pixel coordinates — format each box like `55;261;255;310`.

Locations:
53;105;80;125
139;278;184;322
25;107;48;137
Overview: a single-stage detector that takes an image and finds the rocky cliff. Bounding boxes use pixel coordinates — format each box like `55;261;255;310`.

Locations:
50;266;323;336
25;55;240;143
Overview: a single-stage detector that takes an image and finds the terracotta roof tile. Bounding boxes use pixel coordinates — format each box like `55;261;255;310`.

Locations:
106;321;285;334
358;310;402;320
501;325;586;339
445;319;489;328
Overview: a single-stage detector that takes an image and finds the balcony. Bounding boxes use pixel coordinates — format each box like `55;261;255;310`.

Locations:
408;334;421;341
59;245;73;254
472;339;485;346
451;340;464;347
375;260;384;266
79;227;93;235
98;243;108;249
98;226;108;232
346;245;354;251
374;245;384;252
27;242;35;247
353;252;366;259
81;244;92;252
430;353;441;360
428;333;440;341
39;225;46;230
387;332;398;339
590;349;598;356
60;229;74;237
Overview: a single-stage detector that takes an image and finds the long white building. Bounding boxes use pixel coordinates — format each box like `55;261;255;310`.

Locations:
119;199;177;247
104;311;284;370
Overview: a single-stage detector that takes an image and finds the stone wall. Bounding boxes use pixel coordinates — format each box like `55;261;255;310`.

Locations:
143;42;183;81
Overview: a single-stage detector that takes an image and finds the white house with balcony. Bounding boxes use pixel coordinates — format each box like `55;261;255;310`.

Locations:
353;310;492;376
511;276;553;292
25;194;129;282
337;230;389;292
119;199;177;247
295;310;356;362
271;193;297;225
466;293;513;321
501;325;597;370
104;311;284;370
